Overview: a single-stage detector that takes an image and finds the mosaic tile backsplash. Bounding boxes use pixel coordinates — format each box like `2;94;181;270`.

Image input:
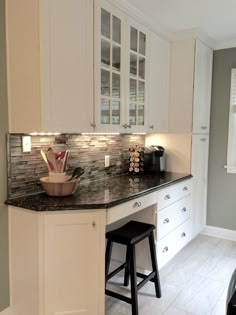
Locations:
7;134;145;198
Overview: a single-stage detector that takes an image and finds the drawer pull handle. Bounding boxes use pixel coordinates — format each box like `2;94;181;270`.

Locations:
134;201;141;207
163;218;169;224
162;246;169;253
164;194;170;200
181;207;187;213
92;221;96;228
181;232;186;238
183;186;188;191
201;138;207;142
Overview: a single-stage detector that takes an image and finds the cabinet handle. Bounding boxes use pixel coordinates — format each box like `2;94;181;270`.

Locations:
201;126;207;130
90;122;96;127
92;221;96;228
149;125;154;129
181;232;186;238
183;186;188;191
122;124;131;129
162;246;169;253
163;218;169;224
182;207;187;213
200;138;207;142
134;201;141;207
164;194;170;200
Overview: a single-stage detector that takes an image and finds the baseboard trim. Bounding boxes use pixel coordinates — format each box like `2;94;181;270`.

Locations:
0;307;13;315
202;225;236;241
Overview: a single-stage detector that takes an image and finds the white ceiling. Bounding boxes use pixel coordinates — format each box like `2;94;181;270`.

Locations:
125;0;236;48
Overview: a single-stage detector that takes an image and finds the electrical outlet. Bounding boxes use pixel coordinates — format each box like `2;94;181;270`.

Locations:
22;136;31;152
105;155;110;167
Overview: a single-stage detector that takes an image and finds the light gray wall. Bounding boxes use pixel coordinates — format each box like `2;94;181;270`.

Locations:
207;48;236;230
0;0;10;311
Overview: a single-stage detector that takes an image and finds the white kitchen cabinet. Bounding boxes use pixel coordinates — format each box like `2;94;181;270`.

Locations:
9;207;106;315
148;32;170;133
94;0;149;133
169;38;213;133
191;135;209;238
7;0;94;133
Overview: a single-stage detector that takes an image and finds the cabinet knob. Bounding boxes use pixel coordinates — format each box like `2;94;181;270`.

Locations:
183;186;188;191
90;122;96;128
92;221;96;228
201;126;207;130
122;124;131;129
162;246;169;253
200;138;207;142
164;194;170;200
181;207;187;213
134;201;141;207
149;125;154;129
163;218;170;224
181;232;186;238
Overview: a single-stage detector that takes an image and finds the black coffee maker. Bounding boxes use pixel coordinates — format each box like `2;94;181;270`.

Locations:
144;146;165;173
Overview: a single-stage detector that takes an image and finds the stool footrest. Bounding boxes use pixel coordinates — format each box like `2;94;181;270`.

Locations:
105;289;132;305
137;271;156;291
106;262;127;281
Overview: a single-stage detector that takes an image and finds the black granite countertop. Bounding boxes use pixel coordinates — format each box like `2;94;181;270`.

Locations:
5;172;192;211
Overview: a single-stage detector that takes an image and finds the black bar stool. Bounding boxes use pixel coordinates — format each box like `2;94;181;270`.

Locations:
105;220;161;315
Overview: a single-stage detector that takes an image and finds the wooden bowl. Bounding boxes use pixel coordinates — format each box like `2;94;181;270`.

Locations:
40;176;80;196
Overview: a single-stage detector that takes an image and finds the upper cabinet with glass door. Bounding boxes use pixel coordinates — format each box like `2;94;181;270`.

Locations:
126;19;149;132
94;0;126;132
94;0;149;133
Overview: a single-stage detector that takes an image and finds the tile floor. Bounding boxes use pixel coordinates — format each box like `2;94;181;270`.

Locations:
105;234;236;315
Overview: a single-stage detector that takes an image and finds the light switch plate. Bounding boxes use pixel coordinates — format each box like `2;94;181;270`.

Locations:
22;136;31;152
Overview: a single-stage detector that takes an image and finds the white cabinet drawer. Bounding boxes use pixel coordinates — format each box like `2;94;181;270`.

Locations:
157;219;191;269
106;191;158;224
157;195;190;240
157;179;191;210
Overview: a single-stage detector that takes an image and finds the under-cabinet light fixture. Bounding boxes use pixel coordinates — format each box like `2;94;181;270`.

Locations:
132;133;147;135
81;132;120;135
29;132;61;136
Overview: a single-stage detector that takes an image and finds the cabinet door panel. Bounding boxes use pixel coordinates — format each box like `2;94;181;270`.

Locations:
43;212;104;315
192;40;213;134
148;32;170;133
191;135;209;237
41;0;94;133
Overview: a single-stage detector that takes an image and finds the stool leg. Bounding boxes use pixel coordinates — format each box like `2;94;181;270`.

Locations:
105;240;113;285
149;232;161;298
129;244;138;315
124;246;130;287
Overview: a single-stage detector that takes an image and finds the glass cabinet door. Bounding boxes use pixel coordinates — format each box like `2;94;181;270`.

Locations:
100;8;122;126
128;25;147;128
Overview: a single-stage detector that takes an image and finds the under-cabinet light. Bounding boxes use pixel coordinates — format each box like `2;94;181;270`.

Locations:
29;132;61;136
132;133;147;135
81;132;120;135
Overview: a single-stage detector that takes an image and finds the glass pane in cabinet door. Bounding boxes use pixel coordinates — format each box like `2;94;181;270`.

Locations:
139;57;145;79
139;32;146;55
101;9;110;39
112;45;121;71
129;103;136;125
101;39;110;66
130;27;138;52
130;54;137;75
112;101;120;124
101;69;110;96
112;16;121;44
138;81;145;102
101;99;110;124
137;105;144;125
130;79;137;101
112;73;120;98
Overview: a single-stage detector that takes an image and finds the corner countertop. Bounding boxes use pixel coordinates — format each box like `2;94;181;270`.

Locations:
5;172;192;211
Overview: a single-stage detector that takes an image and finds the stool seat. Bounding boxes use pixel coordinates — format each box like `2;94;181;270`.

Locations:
106;220;155;245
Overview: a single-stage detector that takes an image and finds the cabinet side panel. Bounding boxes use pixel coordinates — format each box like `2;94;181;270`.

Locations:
169;39;195;133
6;0;41;133
9;207;39;315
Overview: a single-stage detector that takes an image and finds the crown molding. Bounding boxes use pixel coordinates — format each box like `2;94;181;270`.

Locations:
107;0;172;41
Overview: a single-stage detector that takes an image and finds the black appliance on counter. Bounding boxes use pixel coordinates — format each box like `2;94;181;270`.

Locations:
144;145;165;173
